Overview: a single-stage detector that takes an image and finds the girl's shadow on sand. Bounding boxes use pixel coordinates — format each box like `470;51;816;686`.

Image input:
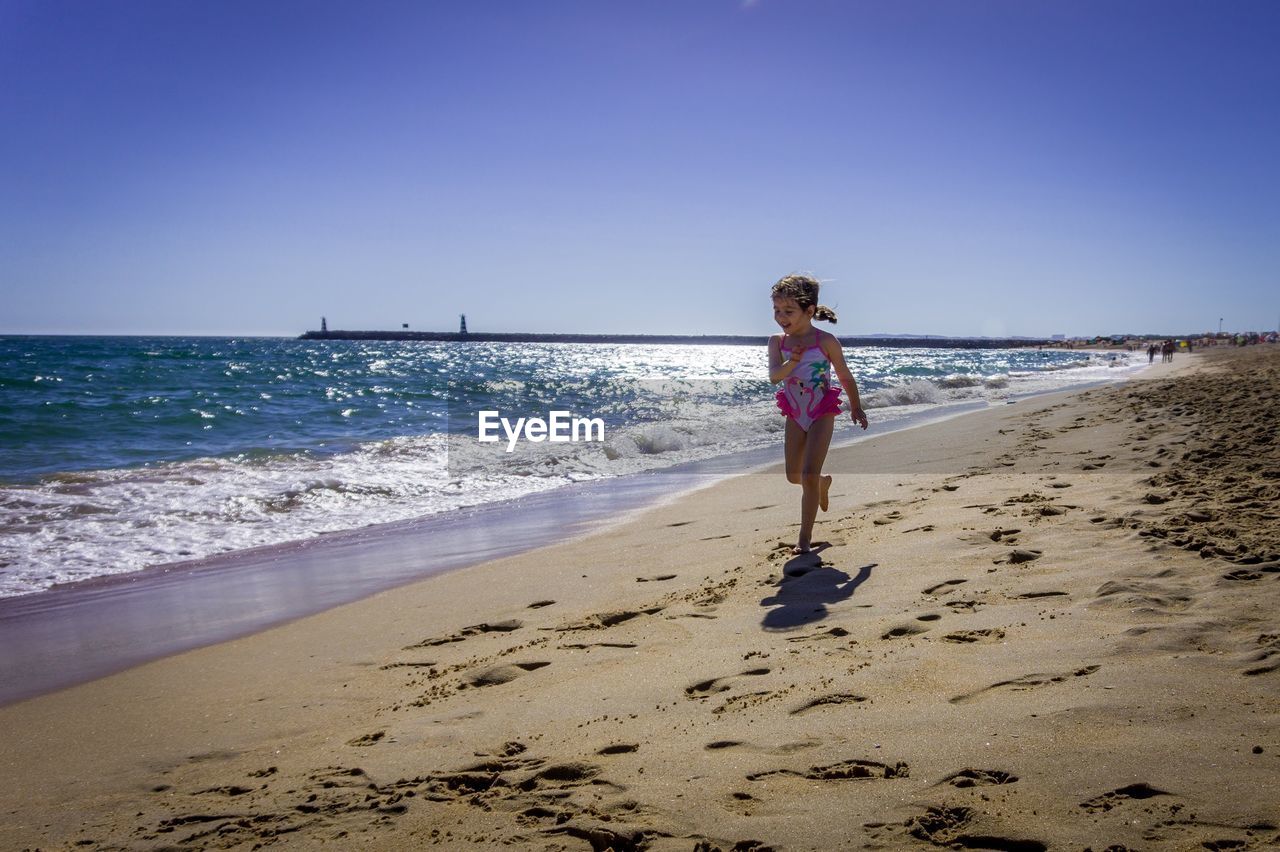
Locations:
760;547;875;631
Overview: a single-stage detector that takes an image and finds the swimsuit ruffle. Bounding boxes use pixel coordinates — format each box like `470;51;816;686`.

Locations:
809;385;843;419
776;385;842;424
775;388;799;419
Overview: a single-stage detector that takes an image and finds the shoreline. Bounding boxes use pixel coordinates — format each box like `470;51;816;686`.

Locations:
4;347;1276;850
0;379;1103;707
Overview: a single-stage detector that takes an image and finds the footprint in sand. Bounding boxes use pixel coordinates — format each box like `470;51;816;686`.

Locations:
184;749;242;764
950;665;1100;704
704;740;819;754
945;599;982;613
923;578;968;596
636;574;677;583
900;805;1047;851
1092;580;1191;613
380;659;438;670
554;607;665;631
790;694;869;715
937;768;1018;788
559;641;638;650
420;756;615;816
706;740;743;750
963;528;1021;548
782;561;821;577
747;757;909;782
466;661;551;688
1243;634;1280;676
941;628;1006;644
997;548;1043;565
407;619;524;648
784;625;851;643
1015;590;1068;599
293;766;413;818
191;783;254;797
1079;782;1170;812
685;668;771;698
881;623;929;640
1221;568;1264;583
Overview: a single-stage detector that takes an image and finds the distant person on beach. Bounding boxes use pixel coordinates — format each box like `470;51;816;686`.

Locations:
768;274;868;555
1163;340;1175;362
1148;344;1158;364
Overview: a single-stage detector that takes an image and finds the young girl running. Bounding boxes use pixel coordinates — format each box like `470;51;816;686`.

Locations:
768;274;868;554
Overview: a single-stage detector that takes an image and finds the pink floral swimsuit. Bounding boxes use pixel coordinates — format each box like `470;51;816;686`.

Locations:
775;331;843;431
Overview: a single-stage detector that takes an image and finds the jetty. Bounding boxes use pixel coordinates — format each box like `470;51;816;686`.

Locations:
298;329;1053;349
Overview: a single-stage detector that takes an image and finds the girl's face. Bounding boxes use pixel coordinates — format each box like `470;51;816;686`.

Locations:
773;297;814;335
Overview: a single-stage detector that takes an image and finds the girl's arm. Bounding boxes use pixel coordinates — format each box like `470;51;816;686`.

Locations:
821;333;869;430
768;334;803;384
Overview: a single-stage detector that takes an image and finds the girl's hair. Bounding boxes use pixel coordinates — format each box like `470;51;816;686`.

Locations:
771;274;838;323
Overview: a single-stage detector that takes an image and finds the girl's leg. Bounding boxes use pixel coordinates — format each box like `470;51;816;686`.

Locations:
784;418;806;486
796;415;835;552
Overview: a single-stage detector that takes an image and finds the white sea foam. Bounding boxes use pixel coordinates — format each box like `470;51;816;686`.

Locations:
865;379;944;407
935;373;983;389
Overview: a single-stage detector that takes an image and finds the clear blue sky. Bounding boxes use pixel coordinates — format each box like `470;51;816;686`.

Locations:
2;0;1277;338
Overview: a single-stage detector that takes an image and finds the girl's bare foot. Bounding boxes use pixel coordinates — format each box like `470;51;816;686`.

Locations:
819;475;832;512
792;541;812;555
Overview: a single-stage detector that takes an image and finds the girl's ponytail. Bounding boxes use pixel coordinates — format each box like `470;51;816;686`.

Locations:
813;305;838;324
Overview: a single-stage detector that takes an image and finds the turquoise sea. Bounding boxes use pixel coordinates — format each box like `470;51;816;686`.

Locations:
0;335;1140;597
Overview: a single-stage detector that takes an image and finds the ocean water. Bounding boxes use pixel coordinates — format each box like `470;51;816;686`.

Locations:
0;335;1141;597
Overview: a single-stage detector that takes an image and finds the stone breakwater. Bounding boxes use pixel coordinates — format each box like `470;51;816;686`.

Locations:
300;329;1054;349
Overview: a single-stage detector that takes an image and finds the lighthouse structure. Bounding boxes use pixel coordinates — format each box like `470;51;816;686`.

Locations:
459;314;468;335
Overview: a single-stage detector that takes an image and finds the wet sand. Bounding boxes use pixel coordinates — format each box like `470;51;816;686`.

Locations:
1;345;1276;850
0;467;720;706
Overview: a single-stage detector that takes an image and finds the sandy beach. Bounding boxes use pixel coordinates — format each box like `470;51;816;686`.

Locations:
2;345;1277;851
